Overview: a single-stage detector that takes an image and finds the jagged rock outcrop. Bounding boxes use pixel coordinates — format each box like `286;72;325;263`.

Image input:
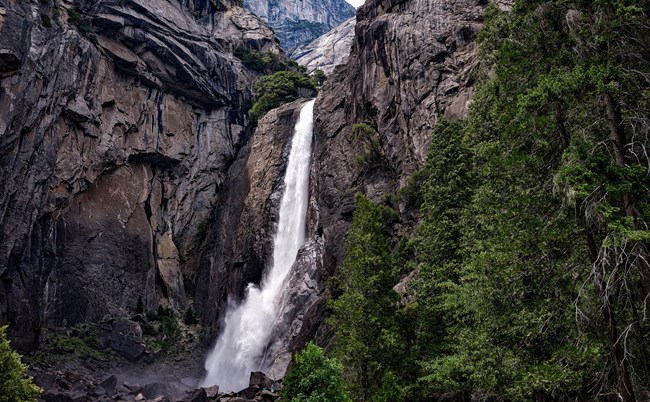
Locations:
293;17;356;75
0;0;280;350
243;0;355;54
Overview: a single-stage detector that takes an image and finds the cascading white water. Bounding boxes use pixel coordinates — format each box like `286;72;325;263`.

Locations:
201;99;316;391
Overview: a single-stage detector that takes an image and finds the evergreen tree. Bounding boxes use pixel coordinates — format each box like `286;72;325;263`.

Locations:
282;343;349;402
0;326;42;402
330;194;404;402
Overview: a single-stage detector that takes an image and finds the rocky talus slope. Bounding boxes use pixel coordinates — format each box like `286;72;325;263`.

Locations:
0;0;279;350
243;0;355;53
293;17;356;75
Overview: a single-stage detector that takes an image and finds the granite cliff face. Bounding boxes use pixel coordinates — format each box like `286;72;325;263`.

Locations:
194;100;307;328
243;0;355;54
293;17;356;75
0;0;279;350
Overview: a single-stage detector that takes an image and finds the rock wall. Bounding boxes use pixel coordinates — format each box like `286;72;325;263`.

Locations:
243;0;355;54
194;100;307;331
0;0;279;350
311;0;486;279
293;17;356;75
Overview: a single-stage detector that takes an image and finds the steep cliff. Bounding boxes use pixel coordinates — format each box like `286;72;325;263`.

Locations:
0;0;280;350
293;17;356;75
243;0;355;54
310;0;487;277
194;100;307;328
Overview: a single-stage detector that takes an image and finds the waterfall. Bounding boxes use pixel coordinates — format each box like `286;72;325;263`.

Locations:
201;99;316;391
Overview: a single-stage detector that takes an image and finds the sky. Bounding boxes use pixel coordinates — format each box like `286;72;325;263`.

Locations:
345;0;365;7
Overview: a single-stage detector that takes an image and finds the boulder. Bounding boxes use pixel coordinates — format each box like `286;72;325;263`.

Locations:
248;372;274;389
203;385;220;398
183;388;207;402
259;390;279;401
100;375;117;394
100;320;145;361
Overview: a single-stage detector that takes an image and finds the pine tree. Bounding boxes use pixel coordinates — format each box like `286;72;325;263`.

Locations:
330;194;403;401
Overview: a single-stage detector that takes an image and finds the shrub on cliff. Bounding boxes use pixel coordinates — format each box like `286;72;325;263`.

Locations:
0;326;42;402
282;342;349;402
249;70;316;122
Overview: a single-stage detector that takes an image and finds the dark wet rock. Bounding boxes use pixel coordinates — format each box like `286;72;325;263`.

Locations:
258;390;280;401
34;372;57;391
100;375;117;393
237;386;260;399
182;388;207;402
41;390;89;402
100;320;145;361
0;0;280;351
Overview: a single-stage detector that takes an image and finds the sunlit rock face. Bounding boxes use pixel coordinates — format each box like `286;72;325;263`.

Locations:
243;0;355;53
293;17;356;75
0;0;279;350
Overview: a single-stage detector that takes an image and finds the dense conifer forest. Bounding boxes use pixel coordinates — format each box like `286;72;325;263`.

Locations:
291;1;650;400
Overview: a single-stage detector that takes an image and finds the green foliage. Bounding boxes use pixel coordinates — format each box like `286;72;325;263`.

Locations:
67;8;98;44
0;327;42;402
32;325;113;366
234;48;286;74
183;274;196;298
142;306;183;355
330;194;405;401
282;343;350;402
41;13;52;28
196;218;211;241
183;306;198;325
312;69;327;86
136;296;144;314
249;70;316;121
327;0;650;400
350;124;386;171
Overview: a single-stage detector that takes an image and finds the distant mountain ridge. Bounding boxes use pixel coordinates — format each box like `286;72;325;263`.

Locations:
243;0;356;54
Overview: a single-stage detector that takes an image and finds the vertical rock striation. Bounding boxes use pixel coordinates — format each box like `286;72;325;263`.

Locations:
243;0;355;54
0;0;279;350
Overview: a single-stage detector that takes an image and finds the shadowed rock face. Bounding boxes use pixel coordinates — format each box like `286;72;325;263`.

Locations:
194;100;306;330
0;0;279;350
243;0;355;54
